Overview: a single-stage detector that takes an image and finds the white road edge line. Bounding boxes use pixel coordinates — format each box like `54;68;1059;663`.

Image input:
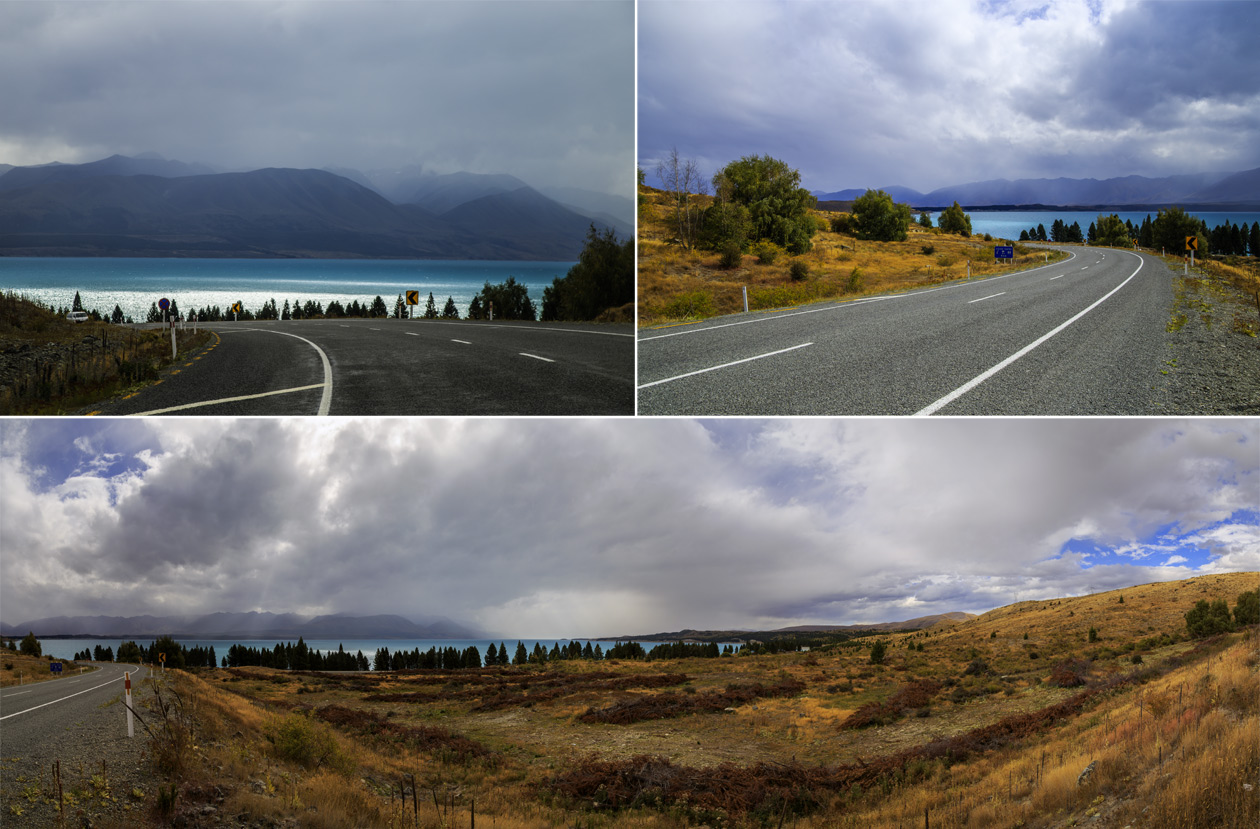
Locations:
968;292;1006;304
638;343;813;389
520;353;555;362
639;249;1078;343
130;384;327;416
915;250;1144;416
0;671;133;721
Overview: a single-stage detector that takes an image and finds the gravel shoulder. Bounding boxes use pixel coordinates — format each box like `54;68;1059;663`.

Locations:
1159;264;1260;414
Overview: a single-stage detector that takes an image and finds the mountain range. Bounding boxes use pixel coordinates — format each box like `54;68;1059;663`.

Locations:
0;611;481;640
607;612;976;643
0;154;631;259
813;168;1260;209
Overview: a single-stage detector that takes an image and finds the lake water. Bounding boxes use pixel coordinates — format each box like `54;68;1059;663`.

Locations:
0;258;575;322
926;210;1260;243
29;637;738;666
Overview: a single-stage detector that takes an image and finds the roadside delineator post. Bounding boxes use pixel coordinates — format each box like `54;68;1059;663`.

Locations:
125;671;134;738
743;286;749;313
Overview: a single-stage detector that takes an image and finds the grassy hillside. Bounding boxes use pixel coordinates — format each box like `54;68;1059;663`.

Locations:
104;572;1260;828
637;185;1068;326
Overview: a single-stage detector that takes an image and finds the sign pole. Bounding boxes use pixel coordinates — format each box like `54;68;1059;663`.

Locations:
125;671;134;738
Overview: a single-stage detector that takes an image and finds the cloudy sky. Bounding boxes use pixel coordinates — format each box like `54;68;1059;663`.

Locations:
639;0;1260;194
1;418;1256;637
0;0;634;198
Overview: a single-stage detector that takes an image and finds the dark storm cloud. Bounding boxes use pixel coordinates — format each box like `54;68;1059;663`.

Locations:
0;1;634;198
639;0;1260;193
1;419;1256;637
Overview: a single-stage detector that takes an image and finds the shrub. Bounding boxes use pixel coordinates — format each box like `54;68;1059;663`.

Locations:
845;267;863;293
920;244;935;255
663;291;716;320
789;260;810;281
753;241;782;264
719;241;743;270
830;214;853;234
265;712;350;772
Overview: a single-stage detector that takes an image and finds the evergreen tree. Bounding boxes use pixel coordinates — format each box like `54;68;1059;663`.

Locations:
19;632;41;657
473;278;536;321
869;639;886;665
441;296;460;319
513;641;528;665
851;189;912;242
282;299;291;320
937;201;972;236
467;295;484;320
1185;598;1234;637
424;292;439;319
147;302;162;323
1235;590;1259;626
485;643;498;665
394;294;406;319
371;295;388;318
72;290;84;311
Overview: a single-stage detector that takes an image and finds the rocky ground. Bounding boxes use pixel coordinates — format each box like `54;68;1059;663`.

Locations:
1160;269;1260;414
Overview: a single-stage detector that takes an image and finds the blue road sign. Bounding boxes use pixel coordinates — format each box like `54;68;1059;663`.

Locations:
994;246;1014;259
50;662;62;673
158;297;170;311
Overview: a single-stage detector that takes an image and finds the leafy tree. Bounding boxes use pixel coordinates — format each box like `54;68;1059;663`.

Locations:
474;277;536;321
423;292;439;319
714;155;817;253
1235;589;1259;626
851;189;911;242
541;225;633;321
19;632;40;657
699;200;751;253
918;211;933;229
441;296;460;319
1094;214;1130;247
656;146;706;250
937;201;972;236
116;641;143;663
1185;598;1234;638
1151;207;1206;255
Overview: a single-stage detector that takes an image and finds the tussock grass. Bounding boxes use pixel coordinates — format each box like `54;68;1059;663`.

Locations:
637;187;1068;326
151;573;1256;828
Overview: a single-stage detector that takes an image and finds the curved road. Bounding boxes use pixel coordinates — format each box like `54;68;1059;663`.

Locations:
0;662;151;762
638;247;1174;415
89;318;634;416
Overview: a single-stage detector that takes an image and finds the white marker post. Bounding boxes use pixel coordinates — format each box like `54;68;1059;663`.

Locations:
170;323;177;360
743;286;749;313
125;671;134;738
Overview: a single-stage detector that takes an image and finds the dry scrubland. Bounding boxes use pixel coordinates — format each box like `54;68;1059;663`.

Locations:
636;187;1069;325
0;292;213;414
129;573;1260;828
0;650;91;688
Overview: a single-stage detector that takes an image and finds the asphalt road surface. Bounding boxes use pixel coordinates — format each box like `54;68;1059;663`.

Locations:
638;247;1174;415
89;319;634;416
0;662;150;762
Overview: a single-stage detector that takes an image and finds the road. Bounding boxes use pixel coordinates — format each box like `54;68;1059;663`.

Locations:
0;662;150;761
638;247;1174;415
89;318;634;416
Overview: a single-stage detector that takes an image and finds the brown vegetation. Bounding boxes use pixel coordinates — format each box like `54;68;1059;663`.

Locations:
134;572;1256;828
637;186;1068;325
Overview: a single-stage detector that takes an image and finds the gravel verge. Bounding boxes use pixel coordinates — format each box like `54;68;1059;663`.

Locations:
1160;268;1260;414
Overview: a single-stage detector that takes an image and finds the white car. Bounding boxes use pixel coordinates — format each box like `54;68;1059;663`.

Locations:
66;311;90;323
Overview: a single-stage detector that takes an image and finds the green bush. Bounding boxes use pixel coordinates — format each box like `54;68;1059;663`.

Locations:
663;291;716;320
719;241;743;269
789;260;810;281
753;241;782;265
845;267;863;293
265;713;351;773
830;214;853;234
920;244;935;256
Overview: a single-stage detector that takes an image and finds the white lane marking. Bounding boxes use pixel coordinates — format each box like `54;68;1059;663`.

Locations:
0;671;133;721
520;353;555;363
916;250;1144;416
406;332;419;336
1;690;33;697
369;328;381;331
130;384;326;416
640;250;1080;343
434;322;633;338
968;292;1006;304
172;329;333;416
452;339;472;345
638;343;813;389
1049;275;1065;281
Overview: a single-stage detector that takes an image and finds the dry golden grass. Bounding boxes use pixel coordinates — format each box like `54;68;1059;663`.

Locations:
636;187;1069;326
0;649;88;687
151;573;1256;828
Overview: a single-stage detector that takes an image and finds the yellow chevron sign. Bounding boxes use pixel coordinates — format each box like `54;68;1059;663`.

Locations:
406;290;420;305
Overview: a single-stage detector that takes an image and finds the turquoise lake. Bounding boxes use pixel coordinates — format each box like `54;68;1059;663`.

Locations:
0;258;575;322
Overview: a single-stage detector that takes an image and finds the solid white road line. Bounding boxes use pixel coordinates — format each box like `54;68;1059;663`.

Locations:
638;343;814;389
130;384;327;416
175;329;333;416
968;292;1006;304
915;251;1144;416
0;672;131;721
520;353;555;362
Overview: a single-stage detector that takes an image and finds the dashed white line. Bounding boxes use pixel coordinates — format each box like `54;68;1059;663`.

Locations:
520;353;555;363
406;332;419;336
639;343;814;389
452;339;472;345
1049;275;1065;281
916;250;1144;415
968;292;1006;304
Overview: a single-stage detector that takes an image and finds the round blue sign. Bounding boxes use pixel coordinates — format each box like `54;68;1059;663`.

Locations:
158;297;170;310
